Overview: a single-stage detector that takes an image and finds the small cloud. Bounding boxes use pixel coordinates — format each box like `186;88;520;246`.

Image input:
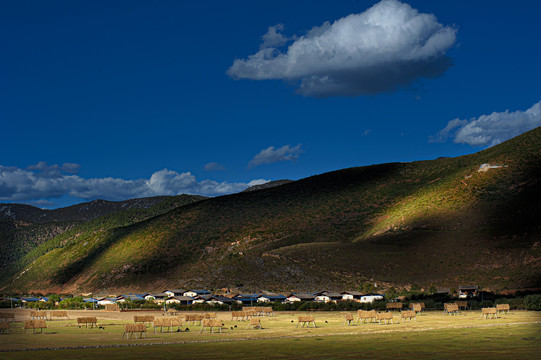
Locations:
61;163;81;174
431;100;541;146
248;144;303;168
228;0;456;97
204;162;226;172
260;24;291;49
26;161;81;178
363;129;371;136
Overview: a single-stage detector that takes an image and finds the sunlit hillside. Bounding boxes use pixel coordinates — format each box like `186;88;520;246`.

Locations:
3;128;540;294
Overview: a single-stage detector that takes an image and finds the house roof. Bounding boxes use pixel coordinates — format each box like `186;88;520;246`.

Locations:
235;293;259;298
342;291;363;296
20;297;40;302
290;293;315;300
459;285;479;291
317;292;342;298
259;294;287;300
146;292;168;298
167;296;194;301
234;296;259;303
186;289;211;294
208;296;235;303
257;291;286;299
164;289;186;294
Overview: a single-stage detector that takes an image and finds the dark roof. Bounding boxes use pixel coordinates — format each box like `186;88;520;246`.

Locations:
341;291;363;296
458;285;479;291
235;293;259;298
147;292;168;298
164;289;186;294
167;296;194;301
318;292;342;298
313;291;330;296
234;296;259;303
209;296;235;304
186;289;211;295
20;297;40;302
258;292;286;300
290;293;315;300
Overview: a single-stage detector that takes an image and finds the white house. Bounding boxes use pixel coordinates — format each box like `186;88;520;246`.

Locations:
97;298;116;306
164;289;186;298
360;294;384;303
144;293;168;303
341;291;363;301
183;289;211;298
314;292;342;303
286;293;315;302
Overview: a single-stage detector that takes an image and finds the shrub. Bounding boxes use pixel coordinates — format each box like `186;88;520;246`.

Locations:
524;294;541;311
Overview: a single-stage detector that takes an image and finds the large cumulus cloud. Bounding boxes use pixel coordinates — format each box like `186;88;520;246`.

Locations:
227;0;456;97
432;100;541;146
0;163;268;203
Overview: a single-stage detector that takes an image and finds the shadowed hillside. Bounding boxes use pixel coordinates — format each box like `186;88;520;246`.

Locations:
2;128;540;293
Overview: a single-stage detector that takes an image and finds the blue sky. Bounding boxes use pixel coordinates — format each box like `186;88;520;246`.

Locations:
1;0;540;208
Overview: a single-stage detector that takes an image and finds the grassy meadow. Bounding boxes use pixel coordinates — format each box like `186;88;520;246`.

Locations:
0;309;540;359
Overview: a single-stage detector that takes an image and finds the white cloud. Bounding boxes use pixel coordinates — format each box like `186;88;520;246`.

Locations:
433;100;541;146
260;24;291;49
248;144;303;168
0;163;269;202
227;0;456;97
204;162;226;171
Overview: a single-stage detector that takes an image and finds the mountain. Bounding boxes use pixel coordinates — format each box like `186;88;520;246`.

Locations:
0;196;178;223
0;195;206;275
2;128;540;294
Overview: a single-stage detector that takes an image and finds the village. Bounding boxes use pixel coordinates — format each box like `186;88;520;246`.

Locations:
1;286;484;309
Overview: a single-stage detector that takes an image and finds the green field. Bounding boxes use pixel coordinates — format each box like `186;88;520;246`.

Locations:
1;310;540;359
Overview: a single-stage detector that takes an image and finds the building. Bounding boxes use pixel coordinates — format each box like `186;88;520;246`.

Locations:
359;294;384;303
233;294;260;305
257;292;287;303
163;289;186;297
144;293;168;303
314;291;343;303
183;289;211;298
286;293;315;302
458;285;479;298
165;296;194;305
97;297;117;306
341;291;364;301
